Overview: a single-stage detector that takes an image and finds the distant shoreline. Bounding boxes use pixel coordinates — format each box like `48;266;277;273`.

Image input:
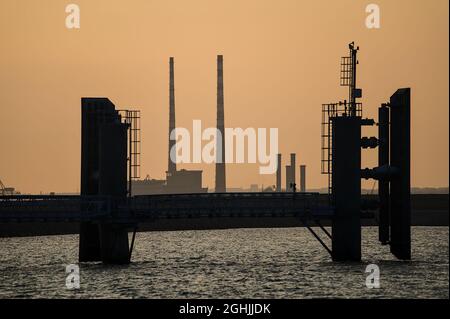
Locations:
13;187;450;196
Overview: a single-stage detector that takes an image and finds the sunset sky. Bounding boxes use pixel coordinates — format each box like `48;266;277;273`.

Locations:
0;0;448;193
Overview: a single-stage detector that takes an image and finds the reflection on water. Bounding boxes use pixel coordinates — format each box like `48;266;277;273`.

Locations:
0;227;448;298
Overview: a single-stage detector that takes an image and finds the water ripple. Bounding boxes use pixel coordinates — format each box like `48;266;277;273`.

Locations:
0;227;448;298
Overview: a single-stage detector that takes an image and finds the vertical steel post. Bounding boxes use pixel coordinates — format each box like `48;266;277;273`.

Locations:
389;88;411;260
378;105;390;244
331;116;361;261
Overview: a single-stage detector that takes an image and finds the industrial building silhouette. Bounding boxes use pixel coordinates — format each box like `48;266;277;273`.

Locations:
133;55;307;195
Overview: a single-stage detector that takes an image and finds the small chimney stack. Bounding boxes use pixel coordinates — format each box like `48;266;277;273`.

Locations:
300;165;306;192
276;154;282;192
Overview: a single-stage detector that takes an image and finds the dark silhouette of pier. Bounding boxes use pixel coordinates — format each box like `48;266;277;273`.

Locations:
0;43;412;265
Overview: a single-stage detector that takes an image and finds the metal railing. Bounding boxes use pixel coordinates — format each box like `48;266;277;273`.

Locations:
0;195;112;222
0;193;335;223
321;102;362;196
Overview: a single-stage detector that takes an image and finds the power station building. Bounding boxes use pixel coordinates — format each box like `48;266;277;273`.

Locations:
132;57;207;195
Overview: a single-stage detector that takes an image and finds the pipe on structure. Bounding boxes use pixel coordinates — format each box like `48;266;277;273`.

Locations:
215;55;226;192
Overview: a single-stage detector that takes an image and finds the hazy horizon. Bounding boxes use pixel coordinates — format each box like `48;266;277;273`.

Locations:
0;0;448;193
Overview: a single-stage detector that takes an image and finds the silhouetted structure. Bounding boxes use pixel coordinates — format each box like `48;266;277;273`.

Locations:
0;179;17;196
285;153;296;191
300;165;306;192
79;98;137;264
163;57;206;194
132;175;166;195
167;169;207;193
0;44;413;265
388;89;411;259
276;154;282;192
331;116;362;261
378;104;390;244
168;57;177;177
215;55;226;192
323;42;411;261
360;90;411;259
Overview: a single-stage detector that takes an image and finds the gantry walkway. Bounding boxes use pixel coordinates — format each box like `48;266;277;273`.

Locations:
0;192;334;223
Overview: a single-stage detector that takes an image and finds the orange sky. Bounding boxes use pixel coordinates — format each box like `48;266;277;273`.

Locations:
0;0;448;193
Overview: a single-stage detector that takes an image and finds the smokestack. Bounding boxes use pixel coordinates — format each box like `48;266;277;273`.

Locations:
291;154;296;190
286;154;296;191
276;154;282;192
285;165;291;191
215;55;226;192
168;57;176;176
290;153;296;179
300;165;306;192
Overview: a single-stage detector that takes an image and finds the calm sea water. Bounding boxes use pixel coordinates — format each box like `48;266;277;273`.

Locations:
0;227;448;299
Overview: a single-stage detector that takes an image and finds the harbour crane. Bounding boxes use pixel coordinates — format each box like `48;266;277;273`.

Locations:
0;179;15;196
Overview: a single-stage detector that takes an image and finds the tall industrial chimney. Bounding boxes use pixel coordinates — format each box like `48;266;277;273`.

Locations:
276;154;282;192
168;57;176;176
215;55;226;192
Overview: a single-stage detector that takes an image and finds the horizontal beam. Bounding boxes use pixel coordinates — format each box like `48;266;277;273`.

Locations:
0;193;334;223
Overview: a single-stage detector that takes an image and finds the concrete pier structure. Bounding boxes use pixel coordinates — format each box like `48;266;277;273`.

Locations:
389;88;411;260
80;98;121;262
79;98;132;264
99;223;130;264
378;105;390;244
331;116;361;261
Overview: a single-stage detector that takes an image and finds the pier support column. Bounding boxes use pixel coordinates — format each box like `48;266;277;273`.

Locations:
99;223;131;264
389;88;411;260
79;98;132;264
79;222;101;262
331;116;361;262
378;105;390;244
79;98;121;263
